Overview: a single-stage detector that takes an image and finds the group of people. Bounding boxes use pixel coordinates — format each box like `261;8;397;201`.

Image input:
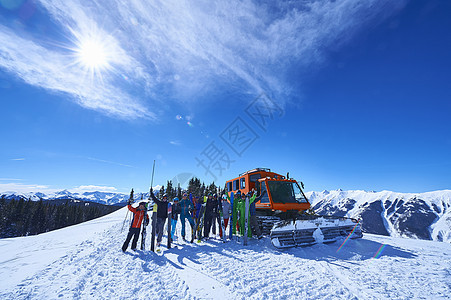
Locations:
122;188;265;252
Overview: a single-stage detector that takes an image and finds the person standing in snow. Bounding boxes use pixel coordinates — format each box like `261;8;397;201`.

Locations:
194;195;202;223
249;189;266;239
179;193;196;242
194;195;205;239
220;194;232;239
203;194;216;239
170;197;180;242
149;188;169;247
232;190;241;234
122;201;149;252
236;190;266;237
211;194;219;235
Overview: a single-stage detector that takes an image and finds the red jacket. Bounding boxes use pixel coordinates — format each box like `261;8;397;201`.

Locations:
128;204;149;228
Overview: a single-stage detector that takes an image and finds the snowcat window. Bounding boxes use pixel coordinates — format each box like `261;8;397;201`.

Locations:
267;181;308;204
233;180;239;191
240;178;246;189
292;183;308;203
249;173;261;182
259;182;270;203
227;182;232;192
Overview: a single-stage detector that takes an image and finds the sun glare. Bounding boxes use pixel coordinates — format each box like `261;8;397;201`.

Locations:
70;28;117;80
77;39;109;69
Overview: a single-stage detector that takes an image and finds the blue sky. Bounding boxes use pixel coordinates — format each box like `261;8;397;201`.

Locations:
1;0;450;194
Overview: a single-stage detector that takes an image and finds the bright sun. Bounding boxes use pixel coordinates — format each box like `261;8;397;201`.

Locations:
77;39;109;70
71;29;116;79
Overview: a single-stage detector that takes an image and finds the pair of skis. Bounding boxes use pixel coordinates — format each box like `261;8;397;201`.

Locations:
195;196;207;242
227;192;250;245
218;197;226;242
244;195;249;246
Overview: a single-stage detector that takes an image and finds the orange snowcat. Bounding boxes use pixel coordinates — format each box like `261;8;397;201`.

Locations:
225;168;362;249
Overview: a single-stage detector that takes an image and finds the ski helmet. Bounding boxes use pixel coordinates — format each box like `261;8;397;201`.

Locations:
173;197;179;201
139;202;146;206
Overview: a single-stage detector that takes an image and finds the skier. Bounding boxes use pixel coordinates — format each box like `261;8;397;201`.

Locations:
235;193;246;236
194;195;204;239
149;188;169;247
249;189;265;239
122;201;149;252
203;194;217;239
170;197;181;242
179;193;195;242
232;190;241;234
220;194;232;239
211;194;219;235
236;190;266;237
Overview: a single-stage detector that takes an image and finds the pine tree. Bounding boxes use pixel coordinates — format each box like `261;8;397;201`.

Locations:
130;188;134;202
166;180;174;200
159;186;165;200
177;183;182;198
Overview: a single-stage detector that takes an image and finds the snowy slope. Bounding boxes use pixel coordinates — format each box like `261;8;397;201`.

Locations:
306;190;451;243
1;207;450;299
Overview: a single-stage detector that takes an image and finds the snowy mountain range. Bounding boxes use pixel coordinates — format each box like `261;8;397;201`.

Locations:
0;189;161;206
2;189;450;243
306;189;451;243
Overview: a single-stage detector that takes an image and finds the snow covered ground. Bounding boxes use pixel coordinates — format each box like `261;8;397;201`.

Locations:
1;207;450;299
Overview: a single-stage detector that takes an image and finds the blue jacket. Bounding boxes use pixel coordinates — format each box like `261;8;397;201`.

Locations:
179;198;193;216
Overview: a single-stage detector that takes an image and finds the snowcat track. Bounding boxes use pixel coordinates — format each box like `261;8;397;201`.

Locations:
270;217;363;249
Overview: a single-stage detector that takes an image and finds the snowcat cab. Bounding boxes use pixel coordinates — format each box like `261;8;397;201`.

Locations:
225;168;363;249
226;168;309;218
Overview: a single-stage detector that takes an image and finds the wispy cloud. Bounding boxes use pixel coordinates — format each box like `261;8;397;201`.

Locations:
85;156;134;168
169;140;182;146
0;0;407;118
0;182;118;194
0;24;153;119
0;182;52;193
10;158;25;161
71;185;117;193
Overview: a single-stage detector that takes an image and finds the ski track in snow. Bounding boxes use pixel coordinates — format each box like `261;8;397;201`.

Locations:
1;207;450;299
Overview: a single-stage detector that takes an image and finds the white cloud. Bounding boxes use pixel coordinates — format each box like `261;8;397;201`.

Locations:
71;185;118;193
169;140;182;146
0;182;118;194
0;0;407;118
0;182;53;193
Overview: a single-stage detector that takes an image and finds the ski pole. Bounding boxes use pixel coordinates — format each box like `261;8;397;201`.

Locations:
121;189;134;232
150;160;156;189
121;209;129;232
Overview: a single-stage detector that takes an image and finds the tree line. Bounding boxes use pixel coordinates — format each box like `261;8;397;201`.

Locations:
159;177;224;200
1;176;222;238
0;197;120;238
